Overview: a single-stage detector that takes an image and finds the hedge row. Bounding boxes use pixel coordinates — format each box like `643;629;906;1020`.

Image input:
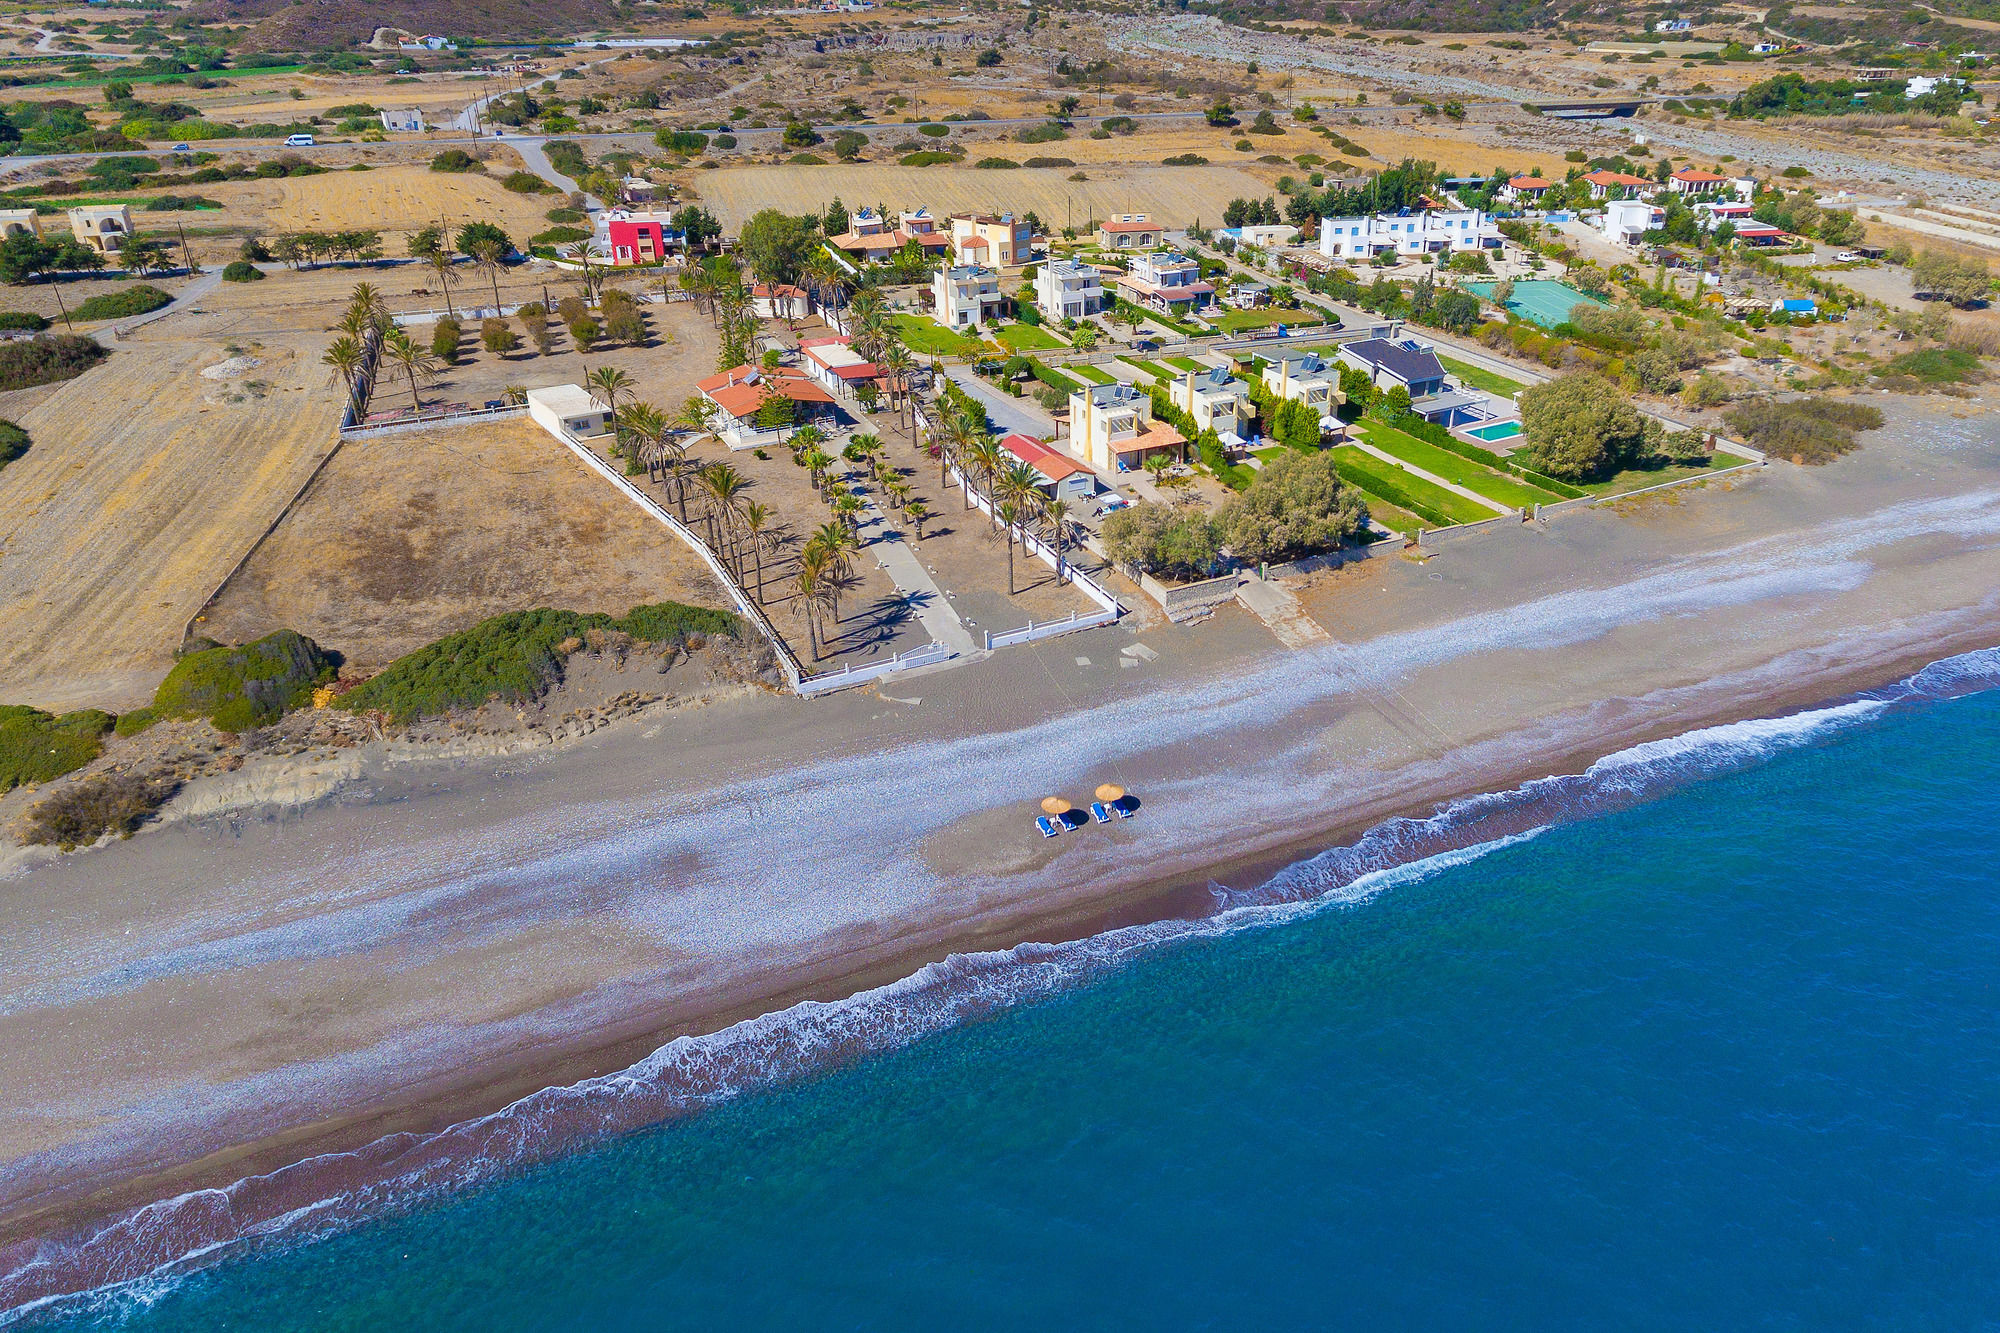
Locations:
1385;410;1586;500
1331;457;1452;529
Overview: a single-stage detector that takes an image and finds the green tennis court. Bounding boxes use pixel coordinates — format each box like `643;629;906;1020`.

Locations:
1467;279;1609;329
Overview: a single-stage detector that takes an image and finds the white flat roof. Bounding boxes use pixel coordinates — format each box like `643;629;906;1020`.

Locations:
804;342;869;370
527;384;601;414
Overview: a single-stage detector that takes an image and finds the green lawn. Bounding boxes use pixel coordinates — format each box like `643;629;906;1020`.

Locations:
1330;446;1499;527
1165;356;1208;373
1357;423;1559;511
993;322;1067;352
891;314;983;357
1213;306;1324;334
1579;452;1755;497
1065;362;1117;385
1438;354;1529;398
1358;497;1427;536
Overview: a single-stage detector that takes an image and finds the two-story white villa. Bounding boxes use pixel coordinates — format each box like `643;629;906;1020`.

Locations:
1066;381;1186;475
1259;350;1344;432
1318;209;1501;260
1114;250;1214;316
933;264;1005;330
1601;198;1665;246
1168;366;1253;450
1036;259;1106;320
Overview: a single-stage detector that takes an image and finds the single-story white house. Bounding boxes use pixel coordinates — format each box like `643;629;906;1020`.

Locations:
527;384;611;438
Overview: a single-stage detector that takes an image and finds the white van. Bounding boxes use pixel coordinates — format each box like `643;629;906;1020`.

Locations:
283;133;315;147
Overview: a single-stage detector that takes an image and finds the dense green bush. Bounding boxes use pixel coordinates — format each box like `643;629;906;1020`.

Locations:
429;149;483;173
899;151;958;167
1162;153;1209;166
339;603;740;722
0;705;114;792
1724;397;1883;464
503;170;555;194
0;311;49;332
975;157;1021;169
918;123;950;137
654;129;709;155
0;335;105;390
72;284;172;321
530;226;591;248
153;629;334;732
221;259;263;282
0;419;26;471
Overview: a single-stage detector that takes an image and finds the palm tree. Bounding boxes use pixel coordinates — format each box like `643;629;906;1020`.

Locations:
1040;496;1072;576
964;436;1004;515
905;500;930;543
806;521;857;623
1143;450;1174;490
379;328;438;411
878;342;916;434
470;237;507;314
411;234;458;318
585;366;634;442
322;335;364;397
740;499;775;602
997;497;1022;594
618;400;664;470
695;461;750;573
833;490;864;535
997;460;1041;521
801;445;833;493
791;551;829;662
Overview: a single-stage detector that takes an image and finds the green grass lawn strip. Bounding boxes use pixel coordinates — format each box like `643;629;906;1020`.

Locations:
1360;423;1558;510
1330;446;1496;526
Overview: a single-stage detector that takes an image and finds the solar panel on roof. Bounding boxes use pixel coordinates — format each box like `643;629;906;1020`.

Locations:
1206;366;1228;387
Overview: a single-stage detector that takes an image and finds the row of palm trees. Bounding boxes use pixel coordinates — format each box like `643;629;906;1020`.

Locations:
324;281;449;416
925;389;1074;595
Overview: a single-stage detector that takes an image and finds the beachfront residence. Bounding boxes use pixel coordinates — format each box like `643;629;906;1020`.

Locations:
1217;223;1299;249
1114;250;1215;316
751;283;812;320
1499;175;1558;205
1000;432;1098;503
950;212;1033;267
697;363;836;445
1036;259;1107;320
1317;209;1500;260
1602;198;1666;247
1580;170;1658;201
1225;279;1270;310
1259;351;1344;432
1341;335;1490;426
1067;381;1186;475
603;210;685;266
1168;366;1253;450
1667;167;1729;197
1098;213;1163;250
68;204;131;255
830;207;952;262
526;384;611;438
797;336;880;397
933;264;1006;330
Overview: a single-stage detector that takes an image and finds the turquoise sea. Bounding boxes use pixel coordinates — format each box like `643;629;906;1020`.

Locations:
10;651;2000;1330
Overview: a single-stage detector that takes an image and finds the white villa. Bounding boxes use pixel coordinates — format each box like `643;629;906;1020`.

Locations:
933;264;1005;330
1114;250;1214;316
1602;198;1666;246
1318;209;1500;260
1168;366;1253;450
1036;259;1106;320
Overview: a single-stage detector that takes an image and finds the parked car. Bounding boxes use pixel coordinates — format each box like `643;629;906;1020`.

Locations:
1831;251;1862;264
1132;338;1160;352
170;142;191;153
283;133;316;147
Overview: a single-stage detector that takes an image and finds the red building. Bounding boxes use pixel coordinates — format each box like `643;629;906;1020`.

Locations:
603;211;680;266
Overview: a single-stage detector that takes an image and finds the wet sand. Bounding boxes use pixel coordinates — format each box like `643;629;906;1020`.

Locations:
3;394;2000;1289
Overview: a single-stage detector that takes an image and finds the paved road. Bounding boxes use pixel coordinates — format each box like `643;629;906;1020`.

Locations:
82;267;224;346
942;364;1057;439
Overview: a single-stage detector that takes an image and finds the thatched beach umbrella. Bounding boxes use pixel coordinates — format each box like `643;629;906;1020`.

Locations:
1041;796;1072;816
1094;784;1126;804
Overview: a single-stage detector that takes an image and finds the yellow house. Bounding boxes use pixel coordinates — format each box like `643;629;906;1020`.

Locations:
68;204;132;254
1066;380;1186;476
1259;351;1345;429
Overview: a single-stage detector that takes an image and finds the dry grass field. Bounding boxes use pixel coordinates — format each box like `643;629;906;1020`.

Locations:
266;163;558;245
684;163;1287;230
200;418;728;671
0;329;344;712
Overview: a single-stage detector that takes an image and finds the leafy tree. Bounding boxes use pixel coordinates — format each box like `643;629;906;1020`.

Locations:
1218;450;1367;563
823;197;850;236
1102;502;1221;581
672;205;722;252
1517;372;1649;482
454;221;514;258
1206;99;1235;127
1910;249;1991;306
739;208;819;287
0;233;102;285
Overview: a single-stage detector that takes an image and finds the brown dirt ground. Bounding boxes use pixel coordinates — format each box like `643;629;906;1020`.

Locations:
200;417;730;672
0;327;343;712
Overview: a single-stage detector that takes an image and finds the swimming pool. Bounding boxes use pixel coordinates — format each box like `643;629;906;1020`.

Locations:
1465;420;1522;443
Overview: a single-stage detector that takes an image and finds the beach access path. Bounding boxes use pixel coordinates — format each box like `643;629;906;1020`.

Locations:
6;392;2000;1267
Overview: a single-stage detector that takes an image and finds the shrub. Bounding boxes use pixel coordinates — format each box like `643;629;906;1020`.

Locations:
605;305;646;345
1023;156;1075;168
0;335;105;390
0;419;25;471
429;148;483;173
900;151;958;167
654;128;709;154
113;706;157;737
1162;153;1209;166
919;123;951;137
531;226;591;248
715;133;737;149
0;311;48;332
975;157;1022;169
1724;397;1883;464
0;705;114;792
568;315;600;348
339;604;738;722
1102;502;1222;581
1882;347;1982;383
788;153;827;165
1016;121;1068;144
481;317;519;354
431;316;461;362
152;629;334;732
221;259;263;282
22;772;176;849
503;170;554;193
73;284;172;321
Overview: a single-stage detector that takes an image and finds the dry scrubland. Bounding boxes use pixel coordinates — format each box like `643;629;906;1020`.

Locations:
686;163;1283;230
265;163;558;244
200;419;727;671
0;330;341;712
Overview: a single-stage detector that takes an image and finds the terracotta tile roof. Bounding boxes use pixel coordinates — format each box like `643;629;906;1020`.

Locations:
1582;170;1655;188
1100;219;1160;233
1000;432;1087;482
1507;175;1555;189
698;364;834;418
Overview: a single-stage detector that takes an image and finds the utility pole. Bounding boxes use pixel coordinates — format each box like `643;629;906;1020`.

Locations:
175;220;196;276
48;274;70;331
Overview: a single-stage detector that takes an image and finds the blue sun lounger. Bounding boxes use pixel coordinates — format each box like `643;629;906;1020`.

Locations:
1090;802;1112;824
1112;800;1135;820
1036;815;1062;838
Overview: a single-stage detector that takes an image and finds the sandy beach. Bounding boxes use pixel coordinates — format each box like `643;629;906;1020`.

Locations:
3;393;2000;1303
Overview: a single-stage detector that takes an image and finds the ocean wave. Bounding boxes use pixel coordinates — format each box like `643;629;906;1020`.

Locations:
5;644;1999;1325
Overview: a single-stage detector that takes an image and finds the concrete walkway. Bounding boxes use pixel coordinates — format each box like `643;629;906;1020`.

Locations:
942;364;1056;439
1348;436;1513;517
1235;574;1330;648
844;463;981;657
